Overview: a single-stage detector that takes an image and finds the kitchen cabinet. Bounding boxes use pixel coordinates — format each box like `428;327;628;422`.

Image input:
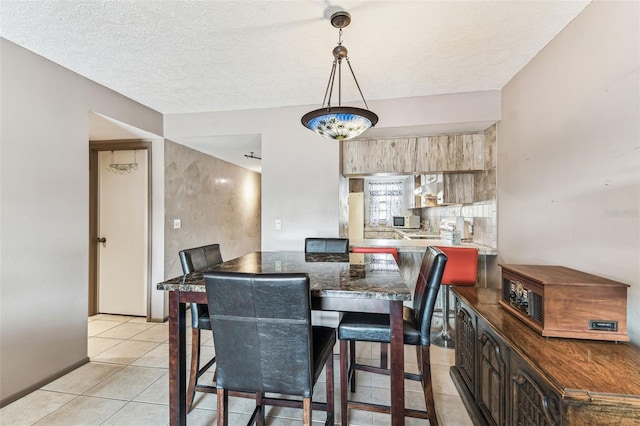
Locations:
343;137;416;175
451;287;640;426
342;132;485;176
443;173;474;204
415;133;484;172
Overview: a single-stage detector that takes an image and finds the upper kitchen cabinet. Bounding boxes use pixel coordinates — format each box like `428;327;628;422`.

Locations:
415;133;484;172
343;138;417;175
342;132;485;176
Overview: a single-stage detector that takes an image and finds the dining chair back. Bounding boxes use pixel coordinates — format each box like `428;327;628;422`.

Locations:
337;246;447;425
178;243;223;411
304;237;349;254
204;271;335;426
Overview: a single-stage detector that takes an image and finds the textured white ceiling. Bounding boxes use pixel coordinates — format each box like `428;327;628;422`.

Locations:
1;1;590;173
1;0;590;114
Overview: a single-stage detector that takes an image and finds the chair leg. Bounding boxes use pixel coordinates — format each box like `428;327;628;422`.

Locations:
303;396;312;426
340;340;349;426
256;393;265;426
348;340;356;392
187;327;201;412
325;350;335;424
380;343;388;368
217;387;228;426
419;345;438;426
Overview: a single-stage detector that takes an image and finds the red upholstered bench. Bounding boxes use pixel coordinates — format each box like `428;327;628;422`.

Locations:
351;247;399;263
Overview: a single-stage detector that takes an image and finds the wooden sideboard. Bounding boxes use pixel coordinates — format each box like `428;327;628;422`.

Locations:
451;287;640;425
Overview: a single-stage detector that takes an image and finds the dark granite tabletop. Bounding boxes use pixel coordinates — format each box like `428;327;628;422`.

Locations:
157;251;411;301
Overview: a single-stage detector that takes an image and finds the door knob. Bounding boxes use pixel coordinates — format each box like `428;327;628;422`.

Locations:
97;237;107;247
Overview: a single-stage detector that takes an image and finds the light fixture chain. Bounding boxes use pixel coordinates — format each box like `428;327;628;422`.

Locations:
345;58;369;110
338;58;342;106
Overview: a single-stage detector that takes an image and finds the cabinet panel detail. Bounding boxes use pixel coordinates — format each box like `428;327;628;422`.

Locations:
478;329;506;426
455;304;476;396
511;371;560;426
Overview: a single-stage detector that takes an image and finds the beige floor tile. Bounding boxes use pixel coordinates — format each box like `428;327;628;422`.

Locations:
129;324;169;342
186;407;243;426
99;314;137;322
133;372;169;405
88;337;124;358
97;322;155;339
0;390;76;426
84;365;166;400
88;314;105;322
127;316;154;324
42;362;123;394
131;343;169;368
430;345;455;367
87;320;121;336
92;340;161;365
101;401;169;425
431;366;459;396
33;395;126;425
435;393;474;426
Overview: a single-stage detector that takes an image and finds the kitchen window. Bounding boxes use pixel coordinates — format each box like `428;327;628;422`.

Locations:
367;181;403;226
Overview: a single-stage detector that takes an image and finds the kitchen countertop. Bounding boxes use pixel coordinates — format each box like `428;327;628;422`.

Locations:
349;238;498;255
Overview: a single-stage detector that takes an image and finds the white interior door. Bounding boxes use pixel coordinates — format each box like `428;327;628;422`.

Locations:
97;149;148;316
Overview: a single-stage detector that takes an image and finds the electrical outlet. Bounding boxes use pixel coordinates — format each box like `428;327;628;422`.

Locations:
275;219;282;230
173;219;181;229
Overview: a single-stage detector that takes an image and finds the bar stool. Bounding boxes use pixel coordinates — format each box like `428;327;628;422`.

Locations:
351;246;399;368
178;243;223;412
338;246;447;425
432;246;478;348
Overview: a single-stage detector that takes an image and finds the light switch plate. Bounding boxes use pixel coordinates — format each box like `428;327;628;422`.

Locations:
173;219;181;229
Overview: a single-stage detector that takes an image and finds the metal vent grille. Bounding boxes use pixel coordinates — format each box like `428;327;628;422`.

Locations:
503;278;511;301
528;292;544;324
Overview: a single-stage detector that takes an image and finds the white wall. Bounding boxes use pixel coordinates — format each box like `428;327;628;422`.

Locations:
498;1;640;343
0;38;164;404
164;91;501;251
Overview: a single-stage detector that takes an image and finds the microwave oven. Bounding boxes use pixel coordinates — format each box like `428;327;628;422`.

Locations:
392;215;420;229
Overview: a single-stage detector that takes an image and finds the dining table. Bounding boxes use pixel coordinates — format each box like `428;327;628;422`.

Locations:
157;250;412;425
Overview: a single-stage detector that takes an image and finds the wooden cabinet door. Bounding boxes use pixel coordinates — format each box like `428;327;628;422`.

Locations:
455;298;477;397
443;173;475;204
478;322;508;426
415;135;449;172
510;352;562;426
451;133;485;171
343;138;416;175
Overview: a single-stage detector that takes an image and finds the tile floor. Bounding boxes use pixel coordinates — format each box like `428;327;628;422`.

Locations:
0;314;473;425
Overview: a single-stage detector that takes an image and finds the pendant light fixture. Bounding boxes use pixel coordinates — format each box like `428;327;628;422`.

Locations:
301;11;378;140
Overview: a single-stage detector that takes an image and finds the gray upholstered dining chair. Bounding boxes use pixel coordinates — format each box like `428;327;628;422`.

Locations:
178;243;223;412
203;271;336;426
304;237;349;254
337;246;447;425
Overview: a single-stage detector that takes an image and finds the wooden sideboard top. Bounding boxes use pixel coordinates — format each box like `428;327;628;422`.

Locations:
453;287;640;404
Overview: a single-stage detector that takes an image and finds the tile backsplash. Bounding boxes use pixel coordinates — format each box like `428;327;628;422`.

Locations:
417;199;497;248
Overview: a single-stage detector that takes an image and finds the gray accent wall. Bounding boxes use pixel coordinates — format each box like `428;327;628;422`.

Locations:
498;1;640;343
163;140;261;278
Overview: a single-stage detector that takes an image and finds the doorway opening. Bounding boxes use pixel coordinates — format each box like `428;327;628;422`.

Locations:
89;140;152;320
